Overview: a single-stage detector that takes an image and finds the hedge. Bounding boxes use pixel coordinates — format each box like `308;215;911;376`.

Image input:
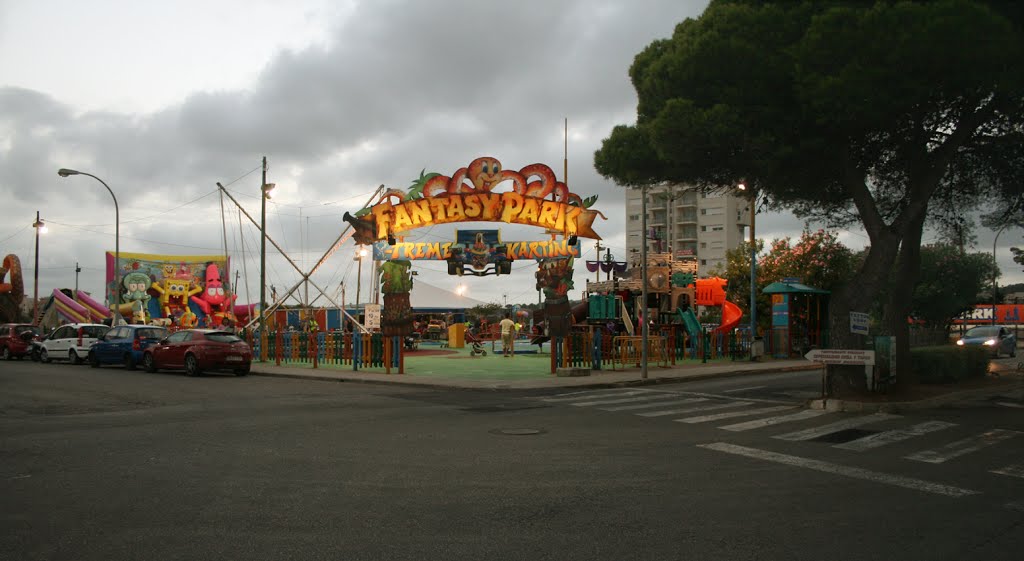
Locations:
910;345;989;384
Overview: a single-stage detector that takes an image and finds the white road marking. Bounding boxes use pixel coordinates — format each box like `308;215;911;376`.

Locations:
719;409;830;432
1006;501;1024;512
670;390;793;406
992;463;1024;480
906;429;1023;464
698;442;979;498
773;414;901;442
637;401;753;417
835;420;957;452
675;405;796;424
995;401;1024;409
601;397;709;412
570;394;689;407
721;386;766;394
541;389;654;402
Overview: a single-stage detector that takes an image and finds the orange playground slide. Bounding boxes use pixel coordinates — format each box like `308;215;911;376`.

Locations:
694;277;742;333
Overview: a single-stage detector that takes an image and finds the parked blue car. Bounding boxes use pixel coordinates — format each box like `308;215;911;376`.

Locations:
89;325;169;370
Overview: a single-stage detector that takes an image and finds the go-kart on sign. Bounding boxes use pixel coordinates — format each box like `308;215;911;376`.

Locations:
804;349;875;365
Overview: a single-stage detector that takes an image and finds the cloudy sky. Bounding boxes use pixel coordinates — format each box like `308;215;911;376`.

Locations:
1;0;1020;315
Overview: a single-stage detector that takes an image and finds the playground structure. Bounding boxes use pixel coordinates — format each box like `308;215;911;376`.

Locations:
582;252;743;338
0;254;25;323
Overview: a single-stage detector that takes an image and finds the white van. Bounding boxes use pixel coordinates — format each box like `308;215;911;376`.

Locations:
40;323;109;364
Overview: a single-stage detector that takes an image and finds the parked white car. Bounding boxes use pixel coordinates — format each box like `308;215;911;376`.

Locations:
39;323;109;364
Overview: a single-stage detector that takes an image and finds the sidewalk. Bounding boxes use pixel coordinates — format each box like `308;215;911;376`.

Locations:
249;356;821;391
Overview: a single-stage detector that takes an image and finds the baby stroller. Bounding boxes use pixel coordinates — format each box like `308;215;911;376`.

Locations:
466;329;487;356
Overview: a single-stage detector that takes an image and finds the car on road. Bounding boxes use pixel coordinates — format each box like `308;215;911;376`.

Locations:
141;329;252;377
956;325;1017;358
39;323;110;364
0;323;40;360
88;325;169;370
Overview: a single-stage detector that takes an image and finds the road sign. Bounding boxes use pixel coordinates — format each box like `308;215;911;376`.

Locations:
804;349;875;365
850;312;870;335
364;304;381;329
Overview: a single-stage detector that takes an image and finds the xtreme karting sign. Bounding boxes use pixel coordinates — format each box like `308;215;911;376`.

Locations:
373;239;580;261
343;156;604;245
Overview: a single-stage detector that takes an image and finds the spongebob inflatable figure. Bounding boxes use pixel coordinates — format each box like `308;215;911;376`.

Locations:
151;276;202;322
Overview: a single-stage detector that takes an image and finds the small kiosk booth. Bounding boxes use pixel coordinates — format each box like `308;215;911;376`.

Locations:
763;281;830;358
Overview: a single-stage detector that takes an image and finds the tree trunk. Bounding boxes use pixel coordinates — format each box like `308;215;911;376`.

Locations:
885;206;929;386
382;292;412;337
827;229;902;397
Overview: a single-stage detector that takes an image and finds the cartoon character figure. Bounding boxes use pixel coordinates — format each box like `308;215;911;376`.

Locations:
151;277;202;319
190;263;237;327
122;271;152;308
179;309;198;328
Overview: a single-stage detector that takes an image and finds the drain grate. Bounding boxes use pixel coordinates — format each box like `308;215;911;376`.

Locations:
489;428;547;436
461;404;551;413
811;428;878;443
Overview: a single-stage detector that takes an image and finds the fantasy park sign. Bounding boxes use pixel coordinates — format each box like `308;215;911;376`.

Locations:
343;156;605;245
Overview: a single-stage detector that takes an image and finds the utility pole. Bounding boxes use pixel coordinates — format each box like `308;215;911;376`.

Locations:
594;240;603;283
75;262;81;293
259;156;268;361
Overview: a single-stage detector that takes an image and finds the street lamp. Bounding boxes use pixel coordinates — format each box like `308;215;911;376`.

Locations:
355;246;368;306
32;211;47;324
57;168;120;324
993;223;1010;325
737;181;757;340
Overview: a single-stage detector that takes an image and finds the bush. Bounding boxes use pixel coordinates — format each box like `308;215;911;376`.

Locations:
911;345;989;384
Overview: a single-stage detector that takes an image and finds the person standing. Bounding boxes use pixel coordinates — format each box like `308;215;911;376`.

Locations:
500;312;516;358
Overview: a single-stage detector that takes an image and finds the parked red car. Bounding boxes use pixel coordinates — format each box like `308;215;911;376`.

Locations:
141;329;252;377
1;323;40;360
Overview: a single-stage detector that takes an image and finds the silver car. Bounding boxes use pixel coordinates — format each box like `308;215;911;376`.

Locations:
39;323;109;364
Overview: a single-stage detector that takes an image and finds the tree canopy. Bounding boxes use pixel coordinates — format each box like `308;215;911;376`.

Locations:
595;0;1024;391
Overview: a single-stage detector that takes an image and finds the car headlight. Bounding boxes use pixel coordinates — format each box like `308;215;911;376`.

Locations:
984;339;997;346
956;340;964;346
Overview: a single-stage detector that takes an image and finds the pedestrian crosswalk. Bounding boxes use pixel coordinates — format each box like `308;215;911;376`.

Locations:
536;387;1024;484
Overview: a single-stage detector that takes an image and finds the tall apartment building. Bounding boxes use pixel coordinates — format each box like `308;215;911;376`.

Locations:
624;185;750;275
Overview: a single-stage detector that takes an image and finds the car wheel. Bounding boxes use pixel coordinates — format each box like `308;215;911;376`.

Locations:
69;349;83;365
142;353;158;373
1012;346;1017;358
124;353;137;371
1;347;11;361
994;347;1001;359
41;348;50;363
234;365;250;376
89;351;100;368
31;349;40;362
184;354;202;377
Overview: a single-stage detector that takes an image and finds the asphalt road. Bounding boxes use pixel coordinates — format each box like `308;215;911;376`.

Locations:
2;360;1022;561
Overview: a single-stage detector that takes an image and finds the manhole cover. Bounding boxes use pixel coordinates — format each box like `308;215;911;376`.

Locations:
812;428;877;443
490;428;546;436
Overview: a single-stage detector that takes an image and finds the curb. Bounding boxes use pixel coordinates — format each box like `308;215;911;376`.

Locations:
249;362;823;393
807;381;1024;413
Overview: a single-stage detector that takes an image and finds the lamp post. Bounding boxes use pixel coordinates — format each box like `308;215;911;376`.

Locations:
993;223;1010;325
355;247;368;307
32;211;47;323
738;181;757;339
640;183;649;380
57;168;119;324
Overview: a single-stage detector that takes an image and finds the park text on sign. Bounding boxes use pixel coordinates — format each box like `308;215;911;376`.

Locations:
804;349;875;365
850;312;870;335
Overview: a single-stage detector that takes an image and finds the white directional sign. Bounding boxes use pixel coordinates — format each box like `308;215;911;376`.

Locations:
804;349;875;366
849;312;870;335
